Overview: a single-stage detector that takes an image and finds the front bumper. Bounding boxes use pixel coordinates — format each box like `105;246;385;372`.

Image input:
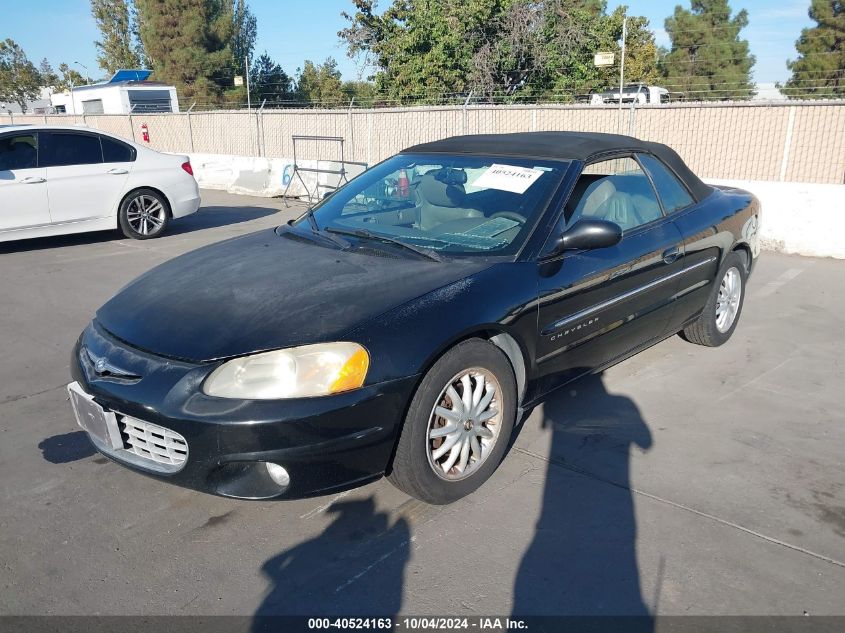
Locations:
70;322;418;499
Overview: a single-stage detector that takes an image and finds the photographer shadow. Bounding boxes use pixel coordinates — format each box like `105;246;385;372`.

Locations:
512;373;654;625
253;496;410;629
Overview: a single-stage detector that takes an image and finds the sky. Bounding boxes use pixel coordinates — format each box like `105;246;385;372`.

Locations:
1;0;815;85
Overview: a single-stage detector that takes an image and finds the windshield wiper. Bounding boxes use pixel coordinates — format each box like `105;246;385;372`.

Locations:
326;227;443;262
300;209;351;250
304;207;319;233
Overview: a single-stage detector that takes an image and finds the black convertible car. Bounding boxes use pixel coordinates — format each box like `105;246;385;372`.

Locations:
69;132;760;504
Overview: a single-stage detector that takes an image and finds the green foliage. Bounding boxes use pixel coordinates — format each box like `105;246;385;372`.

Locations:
232;0;258;74
339;0;659;103
250;52;294;104
597;8;661;88
782;0;844;99
55;63;87;91
39;59;59;89
339;0;504;101
521;2;660;100
90;0;143;74
129;1;150;68
342;80;377;106
663;0;755;100
296;57;345;106
135;0;234;105
0;39;42;113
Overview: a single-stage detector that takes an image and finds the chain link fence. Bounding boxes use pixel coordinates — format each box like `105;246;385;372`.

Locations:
4;101;844;184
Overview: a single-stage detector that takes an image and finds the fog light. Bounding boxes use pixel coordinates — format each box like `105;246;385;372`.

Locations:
265;462;290;487
212;461;291;499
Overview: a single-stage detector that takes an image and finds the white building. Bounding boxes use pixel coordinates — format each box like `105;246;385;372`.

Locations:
1;87;54;114
50;69;179;115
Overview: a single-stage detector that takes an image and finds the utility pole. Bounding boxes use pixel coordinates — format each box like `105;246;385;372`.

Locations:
618;16;627;127
245;52;251;111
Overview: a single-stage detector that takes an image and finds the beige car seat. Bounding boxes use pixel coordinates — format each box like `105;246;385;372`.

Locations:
418;174;483;230
577;177;641;230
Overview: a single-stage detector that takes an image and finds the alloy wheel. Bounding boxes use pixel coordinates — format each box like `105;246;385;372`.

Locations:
126;195;165;236
715;266;742;333
426;368;502;481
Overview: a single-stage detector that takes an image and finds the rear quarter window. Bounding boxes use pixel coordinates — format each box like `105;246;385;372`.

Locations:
637;153;693;213
101;136;135;163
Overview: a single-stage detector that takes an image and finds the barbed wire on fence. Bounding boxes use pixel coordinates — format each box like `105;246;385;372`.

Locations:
4;99;843;185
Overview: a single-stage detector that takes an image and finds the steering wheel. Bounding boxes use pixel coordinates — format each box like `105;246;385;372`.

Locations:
489;211;526;225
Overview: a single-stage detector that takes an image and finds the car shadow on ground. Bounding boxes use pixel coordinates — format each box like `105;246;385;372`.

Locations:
0;230;118;254
165;205;281;236
38;430;96;464
251;373;654;625
0;205;280;254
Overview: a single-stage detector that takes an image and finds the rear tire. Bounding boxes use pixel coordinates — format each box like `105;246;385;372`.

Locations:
118;189;170;240
388;339;517;504
682;251;747;347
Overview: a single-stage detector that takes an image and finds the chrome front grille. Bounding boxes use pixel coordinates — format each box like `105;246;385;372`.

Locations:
118;415;188;472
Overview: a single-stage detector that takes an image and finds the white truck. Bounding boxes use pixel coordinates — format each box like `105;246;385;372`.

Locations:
588;83;671;105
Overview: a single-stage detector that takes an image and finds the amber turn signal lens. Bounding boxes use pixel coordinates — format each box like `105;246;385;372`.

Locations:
329;348;370;393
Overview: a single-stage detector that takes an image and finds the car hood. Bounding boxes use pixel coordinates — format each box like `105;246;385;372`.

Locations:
96;229;490;362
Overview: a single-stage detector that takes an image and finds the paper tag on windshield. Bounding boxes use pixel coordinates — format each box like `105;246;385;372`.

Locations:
474;164;544;194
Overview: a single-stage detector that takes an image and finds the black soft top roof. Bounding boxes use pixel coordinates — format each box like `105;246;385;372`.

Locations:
403;131;712;202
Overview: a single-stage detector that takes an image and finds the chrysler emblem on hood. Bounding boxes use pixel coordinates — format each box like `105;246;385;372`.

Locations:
85;348;139;379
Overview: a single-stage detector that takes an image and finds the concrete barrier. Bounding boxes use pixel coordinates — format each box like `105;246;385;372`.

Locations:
188;153;366;200
706;179;845;259
185;153;844;259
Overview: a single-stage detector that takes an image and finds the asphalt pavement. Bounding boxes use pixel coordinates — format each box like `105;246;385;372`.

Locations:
1;189;843;618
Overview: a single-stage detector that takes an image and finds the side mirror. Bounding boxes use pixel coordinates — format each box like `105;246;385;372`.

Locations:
553;219;622;254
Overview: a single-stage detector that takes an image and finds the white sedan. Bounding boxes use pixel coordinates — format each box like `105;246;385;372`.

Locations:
0;124;200;242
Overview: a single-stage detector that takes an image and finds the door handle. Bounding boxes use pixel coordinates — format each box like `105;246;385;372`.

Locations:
662;247;681;264
20;176;46;184
106;168;129;175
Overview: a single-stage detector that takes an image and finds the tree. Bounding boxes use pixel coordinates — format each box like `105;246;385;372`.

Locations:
342;80;377;106
596;8;661;88
249;52;294;104
296;58;345;106
340;0;659;103
231;0;257;75
129;1;151;68
782;0;844;99
470;1;549;100
0;39;42;113
135;0;234;104
510;2;660;99
663;0;755;100
91;0;143;74
55;64;87;91
340;0;502;102
39;59;59;89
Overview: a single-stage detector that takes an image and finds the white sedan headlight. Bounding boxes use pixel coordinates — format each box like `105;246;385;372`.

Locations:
203;342;369;399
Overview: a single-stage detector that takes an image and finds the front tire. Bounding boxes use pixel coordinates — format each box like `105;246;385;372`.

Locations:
118;189;170;239
682;251;747;347
388;339;517;504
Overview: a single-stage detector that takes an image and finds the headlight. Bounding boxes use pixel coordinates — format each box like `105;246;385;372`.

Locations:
203;342;369;399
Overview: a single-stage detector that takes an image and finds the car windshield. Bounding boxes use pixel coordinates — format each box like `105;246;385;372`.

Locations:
299;153;568;257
